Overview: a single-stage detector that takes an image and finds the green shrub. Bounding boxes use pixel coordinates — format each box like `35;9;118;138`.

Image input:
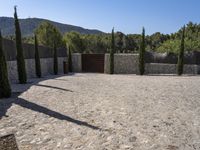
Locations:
139;27;146;75
0;30;11;98
53;43;58;75
34;35;41;78
68;45;72;72
110;28;115;74
14;6;27;84
177;26;185;75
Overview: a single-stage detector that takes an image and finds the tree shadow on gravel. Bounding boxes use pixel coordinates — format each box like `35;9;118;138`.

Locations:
0;74;100;130
35;84;73;92
53;78;69;82
0;92;100;130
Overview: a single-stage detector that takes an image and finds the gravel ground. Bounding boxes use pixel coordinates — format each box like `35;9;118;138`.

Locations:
0;73;200;150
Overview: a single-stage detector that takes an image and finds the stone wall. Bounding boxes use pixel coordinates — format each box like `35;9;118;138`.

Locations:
145;63;200;74
104;53;200;75
72;53;82;72
104;54;139;74
7;57;67;83
145;51;200;64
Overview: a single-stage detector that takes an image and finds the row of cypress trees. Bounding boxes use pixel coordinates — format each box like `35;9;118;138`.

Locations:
0;7;62;98
109;27;186;76
15;6;60;78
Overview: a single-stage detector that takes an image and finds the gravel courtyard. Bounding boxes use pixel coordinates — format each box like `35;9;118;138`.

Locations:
0;73;200;150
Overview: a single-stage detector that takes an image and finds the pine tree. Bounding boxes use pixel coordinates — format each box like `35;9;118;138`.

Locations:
0;30;11;98
110;28;115;74
139;27;146;75
53;43;58;75
34;34;41;78
68;45;72;72
177;25;185;76
14;6;27;83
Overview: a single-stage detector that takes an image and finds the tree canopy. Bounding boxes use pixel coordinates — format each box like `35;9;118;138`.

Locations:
35;21;63;48
63;31;85;53
5;21;200;54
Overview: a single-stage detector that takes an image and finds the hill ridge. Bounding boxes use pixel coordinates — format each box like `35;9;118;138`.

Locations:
0;17;104;37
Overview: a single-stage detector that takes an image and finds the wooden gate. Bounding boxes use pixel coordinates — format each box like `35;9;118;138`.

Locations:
82;54;105;73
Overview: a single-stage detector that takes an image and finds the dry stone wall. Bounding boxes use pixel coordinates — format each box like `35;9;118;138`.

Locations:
104;53;200;75
7;57;66;83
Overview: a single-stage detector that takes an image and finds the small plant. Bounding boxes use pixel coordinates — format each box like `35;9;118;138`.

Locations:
110;28;115;74
0;30;11;98
14;6;27;83
139;27;146;75
68;45;72;72
53;43;58;75
34;34;41;78
177;25;185;76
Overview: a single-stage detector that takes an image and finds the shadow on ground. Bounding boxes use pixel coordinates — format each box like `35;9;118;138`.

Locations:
0;74;100;130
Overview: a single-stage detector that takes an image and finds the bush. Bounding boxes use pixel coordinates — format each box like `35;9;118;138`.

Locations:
53;43;58;75
14;6;27;84
34;35;41;78
68;45;72;72
139;27;146;75
0;30;11;98
177;26;185;75
110;28;115;74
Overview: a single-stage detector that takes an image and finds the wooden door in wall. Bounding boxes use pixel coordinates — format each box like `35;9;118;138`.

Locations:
82;54;105;73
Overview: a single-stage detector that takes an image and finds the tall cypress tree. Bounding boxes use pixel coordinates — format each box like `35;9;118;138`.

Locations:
177;25;185;76
68;45;72;72
0;30;11;98
53;43;58;75
110;28;115;74
34;34;41;78
14;6;27;83
139;27;146;75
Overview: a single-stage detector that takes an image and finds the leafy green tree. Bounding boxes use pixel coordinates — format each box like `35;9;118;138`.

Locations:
115;32;125;53
139;27;146;75
82;34;110;53
14;6;27;84
63;31;85;53
34;34;41;78
110;28;115;74
68;45;72;72
156;39;180;54
126;34;141;52
35;21;63;48
156;22;200;53
0;30;11;98
177;26;185;75
53;43;58;75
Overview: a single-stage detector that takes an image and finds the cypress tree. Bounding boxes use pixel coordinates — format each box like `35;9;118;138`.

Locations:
177;25;185;76
0;30;11;98
139;27;146;75
68;45;72;72
14;6;27;83
34;34;41;78
53;43;58;75
110;28;115;74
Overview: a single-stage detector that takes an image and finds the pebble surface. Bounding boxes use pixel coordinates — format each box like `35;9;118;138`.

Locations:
0;73;200;150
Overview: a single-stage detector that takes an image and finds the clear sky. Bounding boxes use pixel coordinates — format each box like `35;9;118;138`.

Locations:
0;0;199;35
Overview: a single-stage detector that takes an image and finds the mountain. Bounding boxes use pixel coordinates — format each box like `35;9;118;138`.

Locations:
0;17;104;37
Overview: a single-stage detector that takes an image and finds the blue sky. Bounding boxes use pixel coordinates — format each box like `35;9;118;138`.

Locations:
0;0;199;35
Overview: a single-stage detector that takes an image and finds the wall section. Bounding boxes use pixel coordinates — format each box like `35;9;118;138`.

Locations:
7;57;67;83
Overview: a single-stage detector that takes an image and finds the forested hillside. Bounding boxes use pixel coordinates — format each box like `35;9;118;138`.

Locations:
0;17;103;37
1;17;200;54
